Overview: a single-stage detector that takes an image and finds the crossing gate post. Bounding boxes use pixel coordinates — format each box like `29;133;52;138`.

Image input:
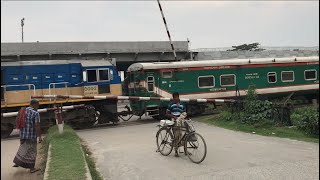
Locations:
55;104;64;134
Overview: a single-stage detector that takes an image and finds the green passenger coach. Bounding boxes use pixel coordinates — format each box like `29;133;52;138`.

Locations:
126;56;319;119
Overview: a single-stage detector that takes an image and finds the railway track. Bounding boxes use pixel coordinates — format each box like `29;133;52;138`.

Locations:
1;116;159;140
2;112;218;140
2;102;317;141
76;117;158;132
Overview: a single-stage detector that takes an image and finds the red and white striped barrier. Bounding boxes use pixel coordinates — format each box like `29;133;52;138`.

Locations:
31;95;237;103
157;0;177;61
1;104;85;118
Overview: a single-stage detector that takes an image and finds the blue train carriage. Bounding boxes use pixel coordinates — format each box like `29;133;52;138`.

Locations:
1;59;122;137
126;56;319;119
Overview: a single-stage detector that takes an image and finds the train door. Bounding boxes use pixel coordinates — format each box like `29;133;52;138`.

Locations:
128;72;134;96
69;64;82;95
130;71;144;96
159;70;170;93
132;72;138;95
134;71;145;95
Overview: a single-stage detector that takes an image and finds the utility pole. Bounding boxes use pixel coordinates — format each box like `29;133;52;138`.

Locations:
21;17;25;43
187;38;193;60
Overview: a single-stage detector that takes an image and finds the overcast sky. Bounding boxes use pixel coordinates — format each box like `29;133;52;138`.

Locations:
1;1;319;49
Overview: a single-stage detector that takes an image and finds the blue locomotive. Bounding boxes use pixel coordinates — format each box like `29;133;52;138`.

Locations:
1;59;122;137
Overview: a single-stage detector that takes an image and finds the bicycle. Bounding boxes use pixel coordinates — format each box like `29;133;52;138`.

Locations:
156;118;207;164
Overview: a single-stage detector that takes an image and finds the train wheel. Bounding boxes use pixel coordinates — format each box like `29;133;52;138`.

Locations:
1;123;14;139
95;111;100;121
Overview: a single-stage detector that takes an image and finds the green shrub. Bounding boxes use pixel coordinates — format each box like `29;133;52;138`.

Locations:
219;111;233;121
291;106;319;135
218;111;245;122
242;86;273;125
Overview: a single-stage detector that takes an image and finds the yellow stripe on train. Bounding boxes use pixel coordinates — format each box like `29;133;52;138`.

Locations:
1;84;122;108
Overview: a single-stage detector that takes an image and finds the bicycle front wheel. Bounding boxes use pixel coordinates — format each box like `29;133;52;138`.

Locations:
156;127;174;156
184;132;207;164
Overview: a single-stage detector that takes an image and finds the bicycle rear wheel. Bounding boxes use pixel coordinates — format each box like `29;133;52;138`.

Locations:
184;132;207;164
156;127;174;156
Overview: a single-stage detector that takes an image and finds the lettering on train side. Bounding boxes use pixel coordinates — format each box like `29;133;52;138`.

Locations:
245;73;260;79
209;88;227;91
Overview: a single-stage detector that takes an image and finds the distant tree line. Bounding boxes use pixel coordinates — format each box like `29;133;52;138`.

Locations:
227;42;265;51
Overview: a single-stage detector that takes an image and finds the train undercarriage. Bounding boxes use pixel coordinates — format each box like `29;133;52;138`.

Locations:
1;99;120;139
1;92;318;139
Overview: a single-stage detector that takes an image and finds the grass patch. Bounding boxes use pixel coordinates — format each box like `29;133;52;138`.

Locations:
81;140;104;180
43;125;87;180
197;114;319;143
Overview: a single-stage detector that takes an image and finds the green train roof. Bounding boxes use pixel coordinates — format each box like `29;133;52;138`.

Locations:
127;56;319;72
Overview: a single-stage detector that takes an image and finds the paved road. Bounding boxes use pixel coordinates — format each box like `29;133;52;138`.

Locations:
1;138;43;180
78;119;319;180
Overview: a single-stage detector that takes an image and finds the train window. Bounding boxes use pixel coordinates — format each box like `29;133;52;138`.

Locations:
281;71;294;82
198;76;215;88
220;74;236;87
304;70;317;80
162;71;172;78
147;76;154;92
268;72;277;83
98;69;109;81
87;70;97;82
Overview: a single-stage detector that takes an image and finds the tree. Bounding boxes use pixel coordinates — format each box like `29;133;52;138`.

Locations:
227;42;265;51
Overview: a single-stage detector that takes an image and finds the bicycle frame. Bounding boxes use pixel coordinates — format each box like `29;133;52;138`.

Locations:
160;123;194;147
156;119;207;163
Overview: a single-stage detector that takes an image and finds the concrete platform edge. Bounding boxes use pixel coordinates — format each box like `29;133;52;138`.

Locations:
43;144;51;180
80;145;93;180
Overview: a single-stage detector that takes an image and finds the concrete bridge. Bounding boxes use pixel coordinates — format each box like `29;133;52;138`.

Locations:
1;41;190;71
1;41;318;71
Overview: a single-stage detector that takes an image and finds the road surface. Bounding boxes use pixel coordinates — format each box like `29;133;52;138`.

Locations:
0;102;136;180
78;119;319;180
1;138;43;180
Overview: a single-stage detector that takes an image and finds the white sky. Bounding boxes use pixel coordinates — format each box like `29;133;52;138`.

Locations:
1;1;319;49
